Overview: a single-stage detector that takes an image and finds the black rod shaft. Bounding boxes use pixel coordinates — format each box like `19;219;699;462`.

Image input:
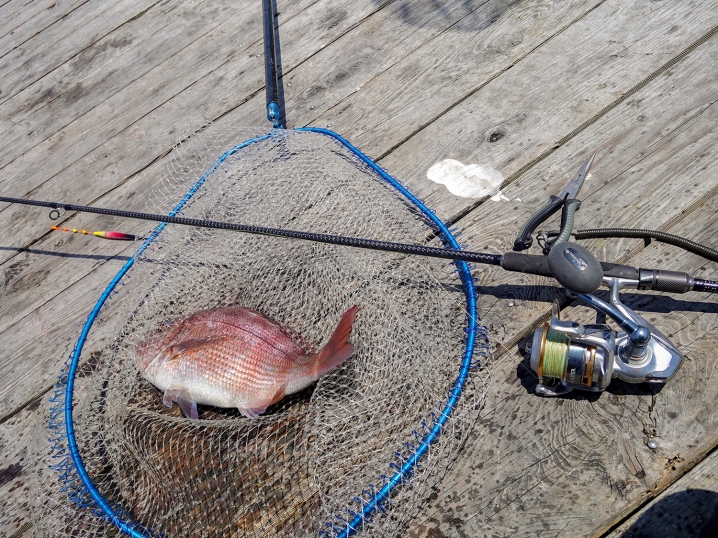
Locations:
0;196;503;266
262;0;280;113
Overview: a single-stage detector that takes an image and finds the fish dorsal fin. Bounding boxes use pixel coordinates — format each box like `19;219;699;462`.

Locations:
167;336;229;362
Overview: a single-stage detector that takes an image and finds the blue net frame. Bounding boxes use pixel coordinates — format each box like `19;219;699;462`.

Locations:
48;127;485;537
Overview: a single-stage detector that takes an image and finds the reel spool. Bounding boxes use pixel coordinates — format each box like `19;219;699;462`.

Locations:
528;302;615;397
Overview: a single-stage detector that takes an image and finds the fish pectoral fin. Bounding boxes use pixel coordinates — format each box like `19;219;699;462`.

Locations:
167;337;230;362
177;394;199;420
238;386;285;419
239;407;268;419
163;387;182;408
164;387;198;419
268;385;286;406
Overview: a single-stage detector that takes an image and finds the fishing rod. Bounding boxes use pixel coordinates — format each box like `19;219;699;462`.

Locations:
3;194;716;294
263;0;282;128
4;183;718;399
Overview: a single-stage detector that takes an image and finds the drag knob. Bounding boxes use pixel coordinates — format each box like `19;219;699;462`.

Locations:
547;242;603;294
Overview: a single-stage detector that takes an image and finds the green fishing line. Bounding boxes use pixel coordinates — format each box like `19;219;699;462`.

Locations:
542;330;569;378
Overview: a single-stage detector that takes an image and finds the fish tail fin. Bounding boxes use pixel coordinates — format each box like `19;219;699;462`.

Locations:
313;305;359;378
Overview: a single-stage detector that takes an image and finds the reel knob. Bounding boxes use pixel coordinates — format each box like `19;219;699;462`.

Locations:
547;242;603;294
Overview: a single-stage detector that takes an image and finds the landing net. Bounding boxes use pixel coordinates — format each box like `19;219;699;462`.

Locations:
33;126;490;537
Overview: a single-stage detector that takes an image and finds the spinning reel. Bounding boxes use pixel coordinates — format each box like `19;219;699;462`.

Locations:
514;154;686;396
526;245;683;397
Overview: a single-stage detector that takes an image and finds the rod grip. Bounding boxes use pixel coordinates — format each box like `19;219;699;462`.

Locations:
501;252;553;277
639;269;694;293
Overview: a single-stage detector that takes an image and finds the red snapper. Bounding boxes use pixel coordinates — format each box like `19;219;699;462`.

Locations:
135;305;359;419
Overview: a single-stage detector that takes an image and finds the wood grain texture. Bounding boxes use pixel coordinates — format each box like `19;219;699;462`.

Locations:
0;0;398;269
221;0;594;128
0;0;145;99
407;31;718;538
0;395;44;538
445;30;718;348
0;0;251;168
0;0;576;416
334;0;718;222
0;0;717;535
0;0;189;114
410;223;718;537
0;0;87;56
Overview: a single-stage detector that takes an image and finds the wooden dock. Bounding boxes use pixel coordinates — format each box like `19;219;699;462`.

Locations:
1;0;717;536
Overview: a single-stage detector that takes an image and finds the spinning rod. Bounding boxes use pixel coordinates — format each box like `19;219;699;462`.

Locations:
1;194;716;295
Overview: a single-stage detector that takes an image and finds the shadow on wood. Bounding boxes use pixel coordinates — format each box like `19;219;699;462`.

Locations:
617;489;718;538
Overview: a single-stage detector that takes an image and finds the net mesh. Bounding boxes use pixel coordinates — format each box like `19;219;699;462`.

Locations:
32;127;490;537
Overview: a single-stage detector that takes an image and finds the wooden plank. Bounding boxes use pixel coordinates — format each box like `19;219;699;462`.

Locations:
0;0;237;154
311;0;718;222
411;221;718;537
606;447;718;537
0;0;87;55
224;0;596;128
0;0;436;416
406;35;718;537
0;215;139;337
0;0;717;535
0;0;53;37
0;248;136;419
0;397;44;538
0;0;392;268
0;0;599;415
0;0;179;108
0;352;116;538
392;26;718;369
0;188;154;416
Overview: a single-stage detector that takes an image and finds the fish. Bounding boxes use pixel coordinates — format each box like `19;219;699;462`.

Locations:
135;305;359;419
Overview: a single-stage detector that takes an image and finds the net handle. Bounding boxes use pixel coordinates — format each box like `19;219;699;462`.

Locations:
263;0;282;127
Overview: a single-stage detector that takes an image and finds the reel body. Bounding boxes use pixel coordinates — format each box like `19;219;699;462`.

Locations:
511;152;701;396
528;276;684;397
